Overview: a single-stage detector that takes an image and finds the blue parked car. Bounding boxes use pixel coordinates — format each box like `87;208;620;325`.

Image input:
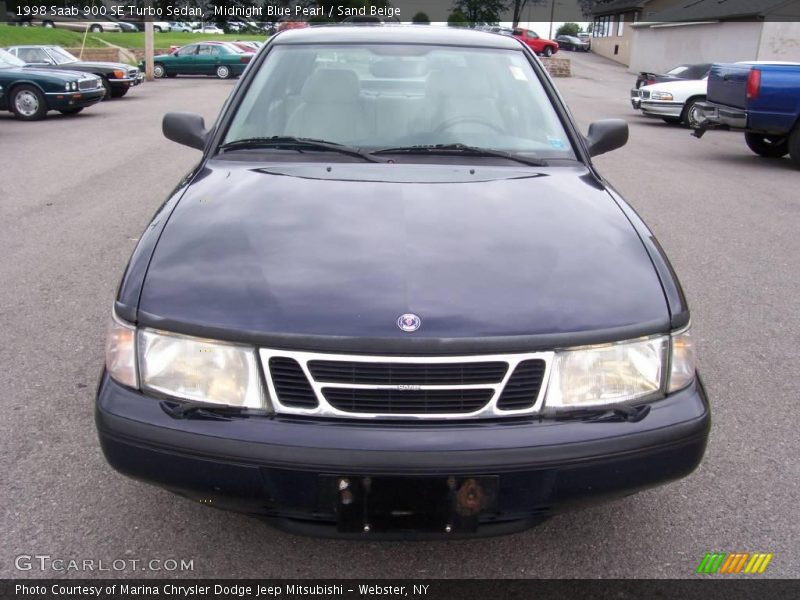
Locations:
695;61;800;166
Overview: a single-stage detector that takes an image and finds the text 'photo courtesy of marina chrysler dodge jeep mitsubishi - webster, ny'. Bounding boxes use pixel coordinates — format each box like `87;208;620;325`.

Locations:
97;26;709;539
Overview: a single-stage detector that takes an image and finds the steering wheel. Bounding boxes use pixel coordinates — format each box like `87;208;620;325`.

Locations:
434;116;504;134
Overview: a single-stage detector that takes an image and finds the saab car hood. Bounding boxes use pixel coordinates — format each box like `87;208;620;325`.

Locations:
139;162;668;341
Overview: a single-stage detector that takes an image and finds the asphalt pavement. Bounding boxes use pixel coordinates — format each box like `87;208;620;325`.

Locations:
1;51;798;579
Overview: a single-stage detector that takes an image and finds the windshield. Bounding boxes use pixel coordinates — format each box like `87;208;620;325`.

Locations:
48;47;79;64
0;48;25;68
223;44;574;159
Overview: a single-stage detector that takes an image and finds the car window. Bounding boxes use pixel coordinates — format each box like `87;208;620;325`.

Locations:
687;64;711;79
197;45;213;56
47;46;79;64
176;45;196;56
665;64;691;77
224;44;575;160
16;48;50;63
0;48;26;68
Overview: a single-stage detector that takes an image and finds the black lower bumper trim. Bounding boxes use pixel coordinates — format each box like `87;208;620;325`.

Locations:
96;374;710;537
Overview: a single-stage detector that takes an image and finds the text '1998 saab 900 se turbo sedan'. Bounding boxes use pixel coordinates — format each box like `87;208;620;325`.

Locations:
97;26;709;538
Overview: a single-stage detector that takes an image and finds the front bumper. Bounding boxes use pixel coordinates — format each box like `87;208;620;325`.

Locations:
111;75;144;88
45;89;105;109
96;374;710;538
640;100;684;118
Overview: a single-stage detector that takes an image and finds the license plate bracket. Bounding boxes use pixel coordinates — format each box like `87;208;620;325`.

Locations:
323;475;498;534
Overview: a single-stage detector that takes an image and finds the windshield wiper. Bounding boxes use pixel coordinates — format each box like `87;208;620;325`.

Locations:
160;399;253;421
372;144;548;166
218;136;383;162
554;404;651;423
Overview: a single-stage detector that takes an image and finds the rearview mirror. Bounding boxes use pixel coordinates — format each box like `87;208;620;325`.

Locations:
585;119;628;157
162;112;208;150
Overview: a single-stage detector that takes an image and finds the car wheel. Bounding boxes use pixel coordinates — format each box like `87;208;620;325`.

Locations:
788;125;800;168
59;107;84;115
100;78;112;100
681;97;705;128
10;85;47;121
153;63;166;78
154;26;162;33
216;65;231;79
745;132;789;158
111;87;129;98
90;24;102;33
42;20;54;28
543;46;553;57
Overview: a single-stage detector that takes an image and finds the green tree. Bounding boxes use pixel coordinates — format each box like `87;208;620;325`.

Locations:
447;8;467;27
452;0;508;26
412;11;431;24
556;22;582;36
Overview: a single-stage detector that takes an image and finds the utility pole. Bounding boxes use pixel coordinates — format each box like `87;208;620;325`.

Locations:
548;0;556;39
144;0;154;81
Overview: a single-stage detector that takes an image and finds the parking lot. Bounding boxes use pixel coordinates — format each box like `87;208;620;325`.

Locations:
1;50;798;578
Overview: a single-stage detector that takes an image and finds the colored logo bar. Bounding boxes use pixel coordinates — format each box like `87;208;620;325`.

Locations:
696;552;773;574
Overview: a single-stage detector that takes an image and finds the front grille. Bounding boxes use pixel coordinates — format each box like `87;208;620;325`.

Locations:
128;69;139;78
268;357;318;408
323;388;493;414
78;78;98;91
308;360;507;385
496;360;546;410
260;350;552;420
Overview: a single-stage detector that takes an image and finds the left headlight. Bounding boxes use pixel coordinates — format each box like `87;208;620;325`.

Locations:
545;336;667;408
138;329;263;408
650;91;674;101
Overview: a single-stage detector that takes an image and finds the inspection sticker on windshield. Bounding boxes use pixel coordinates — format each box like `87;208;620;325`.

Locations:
547;136;567;149
509;65;528;81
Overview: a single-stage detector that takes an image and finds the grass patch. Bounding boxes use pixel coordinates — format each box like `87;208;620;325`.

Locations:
0;24;107;47
0;25;266;50
94;31;268;48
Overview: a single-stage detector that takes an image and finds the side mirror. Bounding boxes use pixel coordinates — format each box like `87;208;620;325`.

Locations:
585;119;628;157
162;112;208;150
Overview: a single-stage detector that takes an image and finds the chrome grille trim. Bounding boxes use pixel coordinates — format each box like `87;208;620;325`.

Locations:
259;349;553;420
78;78;99;91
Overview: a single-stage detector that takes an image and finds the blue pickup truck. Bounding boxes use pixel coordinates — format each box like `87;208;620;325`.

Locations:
694;61;800;166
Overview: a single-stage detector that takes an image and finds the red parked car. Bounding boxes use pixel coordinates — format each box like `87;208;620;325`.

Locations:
512;28;559;57
206;40;257;54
